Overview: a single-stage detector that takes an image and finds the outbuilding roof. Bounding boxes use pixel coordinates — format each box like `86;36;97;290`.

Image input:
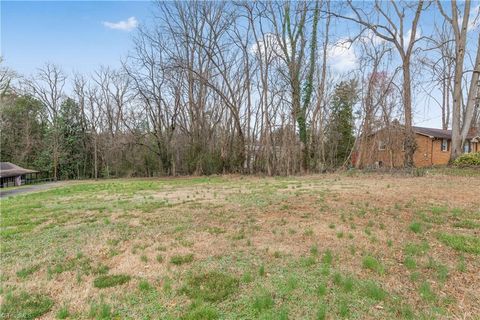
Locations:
0;162;38;179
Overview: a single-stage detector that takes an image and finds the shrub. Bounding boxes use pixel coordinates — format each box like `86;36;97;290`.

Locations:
453;152;480;167
93;274;131;288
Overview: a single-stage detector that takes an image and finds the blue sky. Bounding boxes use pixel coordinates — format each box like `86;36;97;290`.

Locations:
1;1;152;75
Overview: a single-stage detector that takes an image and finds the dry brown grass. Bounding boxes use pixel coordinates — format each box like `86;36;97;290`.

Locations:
1;172;479;319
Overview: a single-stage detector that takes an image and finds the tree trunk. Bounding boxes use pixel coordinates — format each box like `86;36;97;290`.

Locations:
447;0;470;161
402;61;416;167
460;34;480;145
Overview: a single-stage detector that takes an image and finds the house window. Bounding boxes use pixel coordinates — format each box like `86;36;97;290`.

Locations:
441;139;448;152
378;140;386;151
463;140;471;153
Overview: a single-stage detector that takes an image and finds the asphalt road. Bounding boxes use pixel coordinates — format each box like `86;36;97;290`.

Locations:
0;183;61;199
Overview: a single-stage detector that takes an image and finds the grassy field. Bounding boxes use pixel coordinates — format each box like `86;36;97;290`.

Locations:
1;171;479;319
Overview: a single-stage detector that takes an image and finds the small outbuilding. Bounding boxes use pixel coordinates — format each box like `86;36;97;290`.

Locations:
0;162;39;188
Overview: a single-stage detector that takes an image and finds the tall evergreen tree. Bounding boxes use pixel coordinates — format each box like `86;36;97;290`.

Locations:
58;98;86;179
327;80;358;167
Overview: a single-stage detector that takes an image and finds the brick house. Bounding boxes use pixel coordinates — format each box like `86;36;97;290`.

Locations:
355;125;480;168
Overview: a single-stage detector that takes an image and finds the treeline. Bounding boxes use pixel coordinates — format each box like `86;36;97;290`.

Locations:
1;1;479;179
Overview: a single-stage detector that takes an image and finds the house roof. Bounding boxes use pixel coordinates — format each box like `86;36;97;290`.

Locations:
0;162;38;179
413;126;479;140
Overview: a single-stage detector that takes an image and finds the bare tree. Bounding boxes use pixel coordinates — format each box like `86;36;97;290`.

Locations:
269;0;320;171
437;0;476;159
27;63;66;180
0;57;16;97
330;0;426;167
421;22;455;130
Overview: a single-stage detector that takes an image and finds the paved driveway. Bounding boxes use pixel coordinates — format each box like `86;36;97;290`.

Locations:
0;182;61;199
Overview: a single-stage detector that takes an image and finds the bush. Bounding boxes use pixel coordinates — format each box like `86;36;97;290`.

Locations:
453;152;480;167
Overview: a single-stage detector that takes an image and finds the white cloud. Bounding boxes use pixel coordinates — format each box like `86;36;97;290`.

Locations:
468;5;480;31
103;17;138;31
398;28;421;47
327;39;358;72
361;30;386;46
250;33;286;60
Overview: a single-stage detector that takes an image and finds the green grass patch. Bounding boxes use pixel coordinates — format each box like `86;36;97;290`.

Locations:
321;250;333;266
317;282;327;296
170;254;194;265
56;305;70;319
88;299;115;319
404;241;430;256
362;280;387;301
252;290;274;314
404;256;416;270
182;271;239;302
316;302;327;320
1;291;53;320
419;281;436;302
93;274;131;288
138;279;153;291
337;299;350;318
409;222;423;234
362;255;385;274
182;302;219;320
452;220;480;229
437;233;480;254
16;265;40;279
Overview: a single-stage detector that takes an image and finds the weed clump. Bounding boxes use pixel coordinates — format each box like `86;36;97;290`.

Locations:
182;271;239;302
16;265;40;279
362;255;385;274
252;290;274;314
182;302;219;320
1;291;53;320
93;274;131;288
437;233;480;254
362;281;387;301
170;254;194;265
409;222;423;233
